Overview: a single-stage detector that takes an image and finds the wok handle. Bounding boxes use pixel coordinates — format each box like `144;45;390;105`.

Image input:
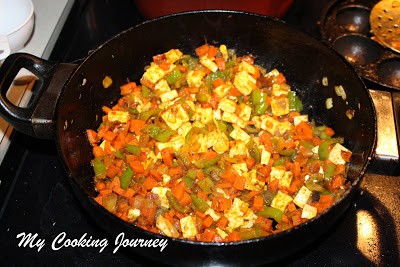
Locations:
0;53;77;139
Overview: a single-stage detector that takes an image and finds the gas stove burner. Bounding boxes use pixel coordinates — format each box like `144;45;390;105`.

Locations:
320;0;400;90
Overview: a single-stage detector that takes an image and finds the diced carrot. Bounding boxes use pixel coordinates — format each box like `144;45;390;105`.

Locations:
197;191;208;201
124;188;135;199
203;228;217;242
197;169;205;180
120;82;138;95
276;73;286;84
172;182;185;201
93;146;104;158
331;175;344;189
169;166;183;176
294;121;313;141
341;150;352;162
110;176;121;189
140;78;154;90
102;106;112;114
233;175;245;190
204;150;218;160
268;179;279;194
287;202;297;212
253;196;264;211
228;87;242;97
212;77;224;88
227;231;241;242
94;195;103;205
222;169;238;184
113;186;126;196
103;141;114;155
143;177;158;191
202;215;214;228
150;169;162;181
196;210;207;219
106;164;119;179
159;61;171;71
215;57;225;71
245;157;256;169
129;119;146;135
99;189;112;196
291;210;302;226
129;160;144;174
217;182;232;189
86;129;98;145
177;64;187;73
217;216;229;230
95;181;106;191
209;93;221;110
161;147;174;166
207;45;217;58
252;67;260;80
334;164;346;175
319;194;334;205
324;127;335;137
195;44;209;57
179;192;192;206
248;190;260;199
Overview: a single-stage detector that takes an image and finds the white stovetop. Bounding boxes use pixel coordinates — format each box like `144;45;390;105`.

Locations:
0;0;74;164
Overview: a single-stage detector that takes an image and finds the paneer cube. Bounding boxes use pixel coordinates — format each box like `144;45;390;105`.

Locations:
180;216;198;239
259;115;280;135
218;98;237;113
212;133;230;154
244;169;265;191
237;61;257;75
200;56;218;73
156;135;186;152
233;70;257;96
259;145;271;165
205;208;221;221
164;49;183;64
151;187;171;208
230;124;251;144
272;83;290;96
213;82;232;98
108;110;129;123
293;115;309;126
232;162;248;176
127;208;141;222
142;62;166;84
191;106;213;125
278;121;292;135
161;104;190;130
236;103;252;123
301;204;318;219
186;70;206;88
160;89;178;103
216;228;228;239
328;143;351;165
177;121;192;138
271;191;293;212
293;186;312;208
271;96;290;116
154;79;171;94
229;140;248;158
225;198;249;232
221;111;239;124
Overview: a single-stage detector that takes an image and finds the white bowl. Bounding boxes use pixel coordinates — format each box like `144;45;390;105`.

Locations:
0;0;34;61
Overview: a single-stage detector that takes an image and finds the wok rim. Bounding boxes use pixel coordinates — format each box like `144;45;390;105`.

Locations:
55;10;378;248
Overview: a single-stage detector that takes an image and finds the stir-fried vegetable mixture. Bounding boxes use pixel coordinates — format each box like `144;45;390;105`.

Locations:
87;43;352;242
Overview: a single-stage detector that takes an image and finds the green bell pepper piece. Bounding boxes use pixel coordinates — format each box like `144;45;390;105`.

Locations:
194;155;221;169
166;68;182;84
288;91;303;112
190;194;210;212
125;144;141;155
166;191;190;213
197;177;215;194
318;137;343;160
324;162;336;180
257;206;283;223
92;158;107;179
120;166;134;189
139;109;161;121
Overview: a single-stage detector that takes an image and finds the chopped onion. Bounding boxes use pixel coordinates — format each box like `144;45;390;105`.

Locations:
325;98;333;109
322;76;328;86
346;108;355;120
334;85;346;100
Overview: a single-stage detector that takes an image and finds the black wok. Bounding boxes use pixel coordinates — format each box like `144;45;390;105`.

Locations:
0;11;376;266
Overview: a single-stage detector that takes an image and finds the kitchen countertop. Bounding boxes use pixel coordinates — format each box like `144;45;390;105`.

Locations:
0;0;73;164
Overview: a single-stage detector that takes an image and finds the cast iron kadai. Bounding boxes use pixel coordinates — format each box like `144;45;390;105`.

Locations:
0;11;388;266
